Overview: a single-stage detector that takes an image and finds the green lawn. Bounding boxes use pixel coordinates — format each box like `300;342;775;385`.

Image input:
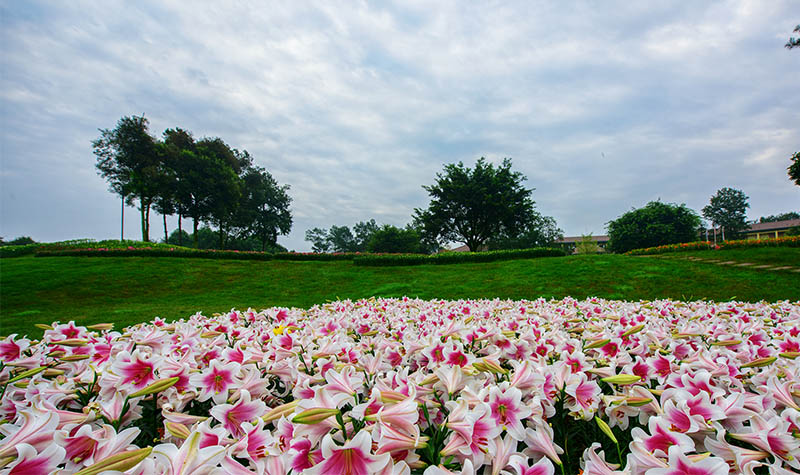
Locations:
652;247;800;267
1;252;798;339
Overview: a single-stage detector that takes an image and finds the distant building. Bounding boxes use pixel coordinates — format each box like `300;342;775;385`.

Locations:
742;218;800;240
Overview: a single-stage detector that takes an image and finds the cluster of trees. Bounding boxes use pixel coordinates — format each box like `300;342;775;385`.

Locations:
305;220;435;254
306;158;564;254
94;116;292;250
604;187;796;253
0;236;36;247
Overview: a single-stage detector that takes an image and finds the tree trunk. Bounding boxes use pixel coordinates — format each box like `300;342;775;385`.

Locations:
193;217;199;248
178;215;183;246
163;214;168;243
140;198;149;242
218;224;225;250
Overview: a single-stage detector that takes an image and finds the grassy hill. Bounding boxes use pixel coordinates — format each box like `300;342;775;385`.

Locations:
1;250;798;338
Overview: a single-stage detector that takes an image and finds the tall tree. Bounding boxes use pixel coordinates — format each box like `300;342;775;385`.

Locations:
702;188;750;240
162;128;196;246
305;228;331;253
488;213;564;250
236;166;293;251
789;151;800;186
93;115;159;242
413;158;536;251
606;201;702;253
353;219;379;250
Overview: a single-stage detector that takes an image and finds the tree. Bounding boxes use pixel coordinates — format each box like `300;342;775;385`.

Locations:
702;188;750;240
162;128;197;246
487;214;564;250
413;158;536;251
236;166;292;251
786;25;800;49
575;234;600;254
353;219;379;250
305;228;331;253
606;201;702;253
367;225;423;253
759;212;800;223
789;151;800;186
93;115;160;242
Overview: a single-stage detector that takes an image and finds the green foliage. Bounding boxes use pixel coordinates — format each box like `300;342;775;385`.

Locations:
759;211;800;223
305;220;415;253
575;234;601;254
702;187;750;240
788;151;800;186
626;236;800;255
606;201;702;254
93;115;160;241
0;236;36;247
787;226;800;236
487;214;564;250
786;25;800;49
1;239;190;258
353;247;566;266
366;225;423;253
413;158;537;252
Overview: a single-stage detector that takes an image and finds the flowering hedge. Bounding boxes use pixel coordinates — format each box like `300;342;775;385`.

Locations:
1;297;799;474
626;236;800;255
1;240;192;258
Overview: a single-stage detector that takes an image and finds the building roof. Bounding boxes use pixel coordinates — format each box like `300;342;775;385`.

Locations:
746;218;800;232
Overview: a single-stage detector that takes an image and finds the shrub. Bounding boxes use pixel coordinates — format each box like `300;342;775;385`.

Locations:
353;247;566;266
607;201;702;254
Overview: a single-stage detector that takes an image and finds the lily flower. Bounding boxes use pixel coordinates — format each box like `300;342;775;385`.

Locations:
304;430;392;475
645;445;728;475
505;454;556;475
488;384;531;441
2;443;65;475
210;389;267;438
189;360;241;404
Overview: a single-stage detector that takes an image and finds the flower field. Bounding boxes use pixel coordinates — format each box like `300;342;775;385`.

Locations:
1;298;799;474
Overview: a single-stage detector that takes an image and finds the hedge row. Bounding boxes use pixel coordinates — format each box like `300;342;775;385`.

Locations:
0;239;190;258
353;247;566;266
626;236;800;255
33;248;362;261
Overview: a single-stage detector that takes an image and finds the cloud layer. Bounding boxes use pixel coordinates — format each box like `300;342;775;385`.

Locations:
2;1;798;249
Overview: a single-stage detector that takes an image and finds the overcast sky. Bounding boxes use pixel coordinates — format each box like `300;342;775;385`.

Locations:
1;1;798;251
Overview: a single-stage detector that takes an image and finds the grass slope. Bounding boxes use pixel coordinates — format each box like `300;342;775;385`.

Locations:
1;252;799;338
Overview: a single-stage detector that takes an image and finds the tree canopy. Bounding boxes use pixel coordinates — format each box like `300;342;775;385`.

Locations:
606;201;702;253
702;188;750;240
94;116;292;249
788;151;800;186
413;158;537;251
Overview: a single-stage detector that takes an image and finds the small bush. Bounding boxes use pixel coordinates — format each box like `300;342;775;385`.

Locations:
354;247;566;266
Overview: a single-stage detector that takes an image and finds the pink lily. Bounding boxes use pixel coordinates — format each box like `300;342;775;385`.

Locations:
505;454;556;475
110;349;158;390
3;443;65;475
210;389;266;438
630;417;695;458
730;415;800;469
189;359;241;404
488;384;532;441
581;443;625;475
289;437;324;472
151;429;227;475
304;430;392;475
324;365;364;398
522;424;563;465
0;409;58;458
645;445;729;475
564;373;601;420
0;334;29;362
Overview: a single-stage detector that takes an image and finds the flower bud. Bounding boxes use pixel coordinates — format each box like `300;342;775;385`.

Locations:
5;366;47;385
262;400;300;423
50;338;88;347
129;377;180;398
60;354;91;362
292;408;340;424
741;357;777;368
622;324;645;337
601;374;641;385
165;422;191;439
584;339;610;350
595;416;618;444
86;323;114;331
34;323;54;331
73;447;152;475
